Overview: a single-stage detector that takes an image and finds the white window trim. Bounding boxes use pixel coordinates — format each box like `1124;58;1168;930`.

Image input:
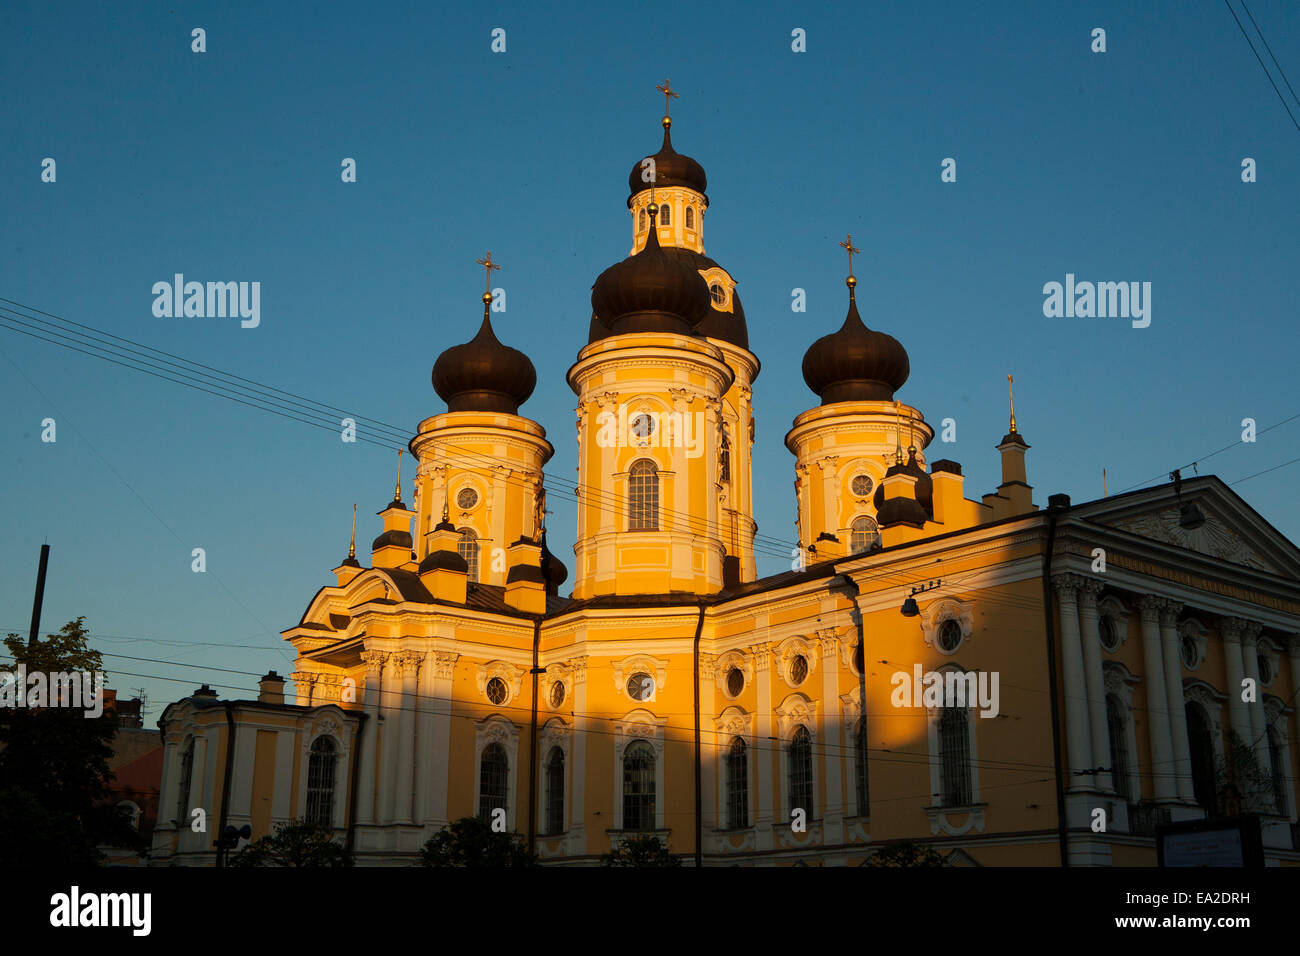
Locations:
613;710;667;831
775;693;819;821
474;715;521;833
921;599;974;655
713;707;755;831
296;708;353;832
925;664;984;836
1103;662;1143;805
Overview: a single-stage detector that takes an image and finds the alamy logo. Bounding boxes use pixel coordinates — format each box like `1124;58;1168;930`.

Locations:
890;664;1000;718
152;274;260;328
596;405;705;458
1042;273;1150;328
50;886;151;936
0;666;105;717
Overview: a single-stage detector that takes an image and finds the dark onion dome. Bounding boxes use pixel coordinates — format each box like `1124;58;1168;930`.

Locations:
801;277;910;404
540;532;568;595
590;204;712;335
372;528;413;551
590;247;746;348
432;293;537;414
418;547;467;575
876;488;928;528
628;117;707;206
873;451;934;520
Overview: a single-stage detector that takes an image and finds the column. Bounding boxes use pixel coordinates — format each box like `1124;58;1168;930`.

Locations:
818;630;844;842
752;641;775;849
1053;575;1093;788
1242;622;1267;760
393;650;424;824
378;655;400;824
567;658;588;855
422;651;457;828
357;650;386;825
1138;597;1176;802
1077;581;1112;792
1219;618;1255;755
1159;600;1194;803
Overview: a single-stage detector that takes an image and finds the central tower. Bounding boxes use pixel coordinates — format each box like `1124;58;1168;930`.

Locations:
570;85;760;598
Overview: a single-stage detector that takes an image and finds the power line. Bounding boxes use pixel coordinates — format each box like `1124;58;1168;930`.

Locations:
1222;0;1300;132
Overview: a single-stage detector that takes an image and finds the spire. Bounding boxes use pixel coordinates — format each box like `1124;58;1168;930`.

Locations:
393;449;403;506
348;504;356;560
1007;373;1017;435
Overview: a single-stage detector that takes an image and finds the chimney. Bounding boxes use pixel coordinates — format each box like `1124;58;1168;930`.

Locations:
258;670;286;705
505;537;547;614
192;684;219;700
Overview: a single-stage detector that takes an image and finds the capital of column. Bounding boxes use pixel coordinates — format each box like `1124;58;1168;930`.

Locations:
566;656;588;685
431;651;458;680
1051;572;1084;598
1218;617;1248;645
816;628;840;658
699;652;718;680
750;642;774;671
1285;634;1300;656
394;649;425;677
360;650;387;677
1138;594;1164;623
1242;621;1264;648
1158;600;1184;628
1076;579;1103;612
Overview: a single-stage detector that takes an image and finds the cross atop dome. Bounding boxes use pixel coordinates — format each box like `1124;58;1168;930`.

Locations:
656;78;678;124
839;233;861;288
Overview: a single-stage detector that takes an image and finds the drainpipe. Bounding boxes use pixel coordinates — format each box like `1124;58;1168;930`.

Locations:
216;702;236;868
1042;495;1071;866
693;601;706;868
527;615;543;849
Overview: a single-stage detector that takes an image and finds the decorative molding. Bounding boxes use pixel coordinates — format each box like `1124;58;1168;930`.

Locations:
1110;507;1273;572
774;636;818;689
476;660;525;703
920;598;974;654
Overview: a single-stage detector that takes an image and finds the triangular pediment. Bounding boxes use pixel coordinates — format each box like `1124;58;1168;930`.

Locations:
1074;476;1300;580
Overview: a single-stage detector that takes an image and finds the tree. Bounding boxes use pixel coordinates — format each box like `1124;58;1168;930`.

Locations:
418;816;537;867
0;618;140;865
864;842;946;867
599;834;681;867
228;820;353;867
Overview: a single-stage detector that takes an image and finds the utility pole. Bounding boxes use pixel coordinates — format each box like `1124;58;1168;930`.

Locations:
28;544;50;647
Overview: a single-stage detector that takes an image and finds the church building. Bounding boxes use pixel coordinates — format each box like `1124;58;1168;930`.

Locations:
150;91;1300;866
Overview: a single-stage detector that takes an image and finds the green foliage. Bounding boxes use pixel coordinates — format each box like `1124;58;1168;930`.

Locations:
418;816;538;867
228;819;354;867
864;842;946;867
0;618;138;866
599;834;681;867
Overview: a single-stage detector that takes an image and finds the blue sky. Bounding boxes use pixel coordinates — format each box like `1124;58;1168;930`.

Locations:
2;0;1297;716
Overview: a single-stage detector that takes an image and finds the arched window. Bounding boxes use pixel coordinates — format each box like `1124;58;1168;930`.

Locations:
627;459;659;531
1106;694;1131;800
305;737;337;826
176;737;195;825
659;203;671;226
623;740;656;831
850;516;879;553
545;746;565;835
1267;725;1287;815
726;737;749;829
479;742;509;822
788;726;814;818
1185;702;1216;813
939;706;972;808
855;716;870;816
639;208;646;231
719;431;731;483
685;206;694;229
458;528;480;582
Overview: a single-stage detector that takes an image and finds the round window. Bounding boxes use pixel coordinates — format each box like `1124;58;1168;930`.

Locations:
851;474;873;497
789;654;808;685
937;619;963;653
550;681;565;708
485;677;508;705
631;413;656;440
1180;635;1200;669
709;283;726;305
456;487;479;510
627;672;655;701
1099;615;1119;652
726;668;745;697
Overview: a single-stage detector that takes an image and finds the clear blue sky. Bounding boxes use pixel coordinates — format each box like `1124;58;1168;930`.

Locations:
2;0;1297;717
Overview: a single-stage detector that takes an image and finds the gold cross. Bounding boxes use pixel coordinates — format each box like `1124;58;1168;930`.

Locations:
839;234;861;277
656;79;678;116
476;252;502;293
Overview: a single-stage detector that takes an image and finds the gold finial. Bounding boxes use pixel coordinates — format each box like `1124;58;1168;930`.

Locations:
839;234;861;287
394;448;403;503
1103;467;1108;498
1007;373;1017;434
476;252;501;298
893;400;904;465
656;78;678;124
348;503;357;559
441;490;449;524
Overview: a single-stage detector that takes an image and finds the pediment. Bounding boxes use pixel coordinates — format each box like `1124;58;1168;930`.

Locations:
1077;477;1300;580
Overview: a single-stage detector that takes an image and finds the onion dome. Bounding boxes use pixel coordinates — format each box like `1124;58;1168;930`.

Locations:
628;116;707;206
591;204;712;335
540;531;568;595
433;293;537;414
873;450;934;521
371;528;413;550
801;277;910;404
